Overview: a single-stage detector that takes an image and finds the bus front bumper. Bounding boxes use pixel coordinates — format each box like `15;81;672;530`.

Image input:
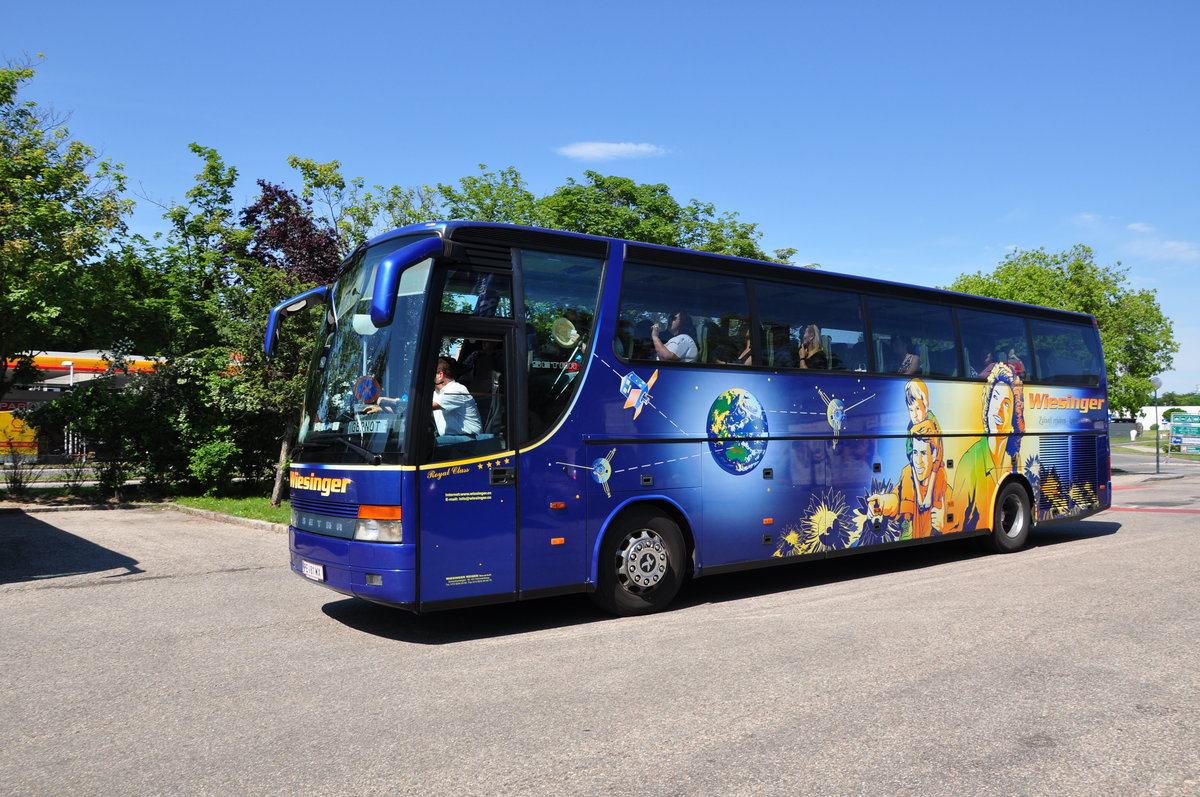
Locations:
289;527;417;608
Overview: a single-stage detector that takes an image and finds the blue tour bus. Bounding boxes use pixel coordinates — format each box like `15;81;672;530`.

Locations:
266;221;1110;615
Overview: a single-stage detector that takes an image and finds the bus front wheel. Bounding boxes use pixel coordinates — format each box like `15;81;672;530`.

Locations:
986;482;1031;554
593;510;686;616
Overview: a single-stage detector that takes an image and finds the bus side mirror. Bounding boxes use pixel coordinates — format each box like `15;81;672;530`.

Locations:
265;285;329;357
369;237;448;327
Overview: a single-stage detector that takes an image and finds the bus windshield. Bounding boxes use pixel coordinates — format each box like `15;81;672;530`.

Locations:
296;235;435;464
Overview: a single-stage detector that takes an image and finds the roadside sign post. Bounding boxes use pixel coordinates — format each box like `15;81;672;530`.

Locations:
1169;413;1200;457
1151;377;1161;474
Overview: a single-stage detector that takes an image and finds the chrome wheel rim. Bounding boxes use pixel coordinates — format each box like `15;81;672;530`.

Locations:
998;491;1026;539
615;529;668;594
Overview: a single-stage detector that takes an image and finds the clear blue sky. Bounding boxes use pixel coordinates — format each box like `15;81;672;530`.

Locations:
7;0;1198;393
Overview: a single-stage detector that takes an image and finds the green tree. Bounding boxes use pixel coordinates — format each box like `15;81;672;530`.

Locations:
0;61;133;399
152;143;245;353
946;245;1177;418
223;180;340;504
28;145;257;494
1161;391;1200;405
288;155;438;255
73;238;181;355
538;170;789;262
435;164;541;226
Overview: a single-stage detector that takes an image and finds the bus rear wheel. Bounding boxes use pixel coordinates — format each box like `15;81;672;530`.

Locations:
986;481;1031;554
593;510;686;616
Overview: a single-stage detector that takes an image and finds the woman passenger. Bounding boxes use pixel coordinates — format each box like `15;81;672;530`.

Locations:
797;324;828;369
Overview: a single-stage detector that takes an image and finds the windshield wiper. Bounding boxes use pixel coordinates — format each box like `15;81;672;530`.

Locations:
338;436;382;465
296;437;382;465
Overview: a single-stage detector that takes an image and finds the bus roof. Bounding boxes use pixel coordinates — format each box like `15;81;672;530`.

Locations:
368;221;1098;327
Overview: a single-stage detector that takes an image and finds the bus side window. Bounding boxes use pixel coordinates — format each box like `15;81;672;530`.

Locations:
756;280;865;372
866;297;956;377
957;309;1031;380
617;263;749;367
1029;318;1102;385
520;249;605;442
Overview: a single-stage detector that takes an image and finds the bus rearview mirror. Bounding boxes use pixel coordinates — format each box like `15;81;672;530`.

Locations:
369;237;447;327
264;285;329;357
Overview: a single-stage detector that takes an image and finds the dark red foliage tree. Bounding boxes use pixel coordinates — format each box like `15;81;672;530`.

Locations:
238;180;341;284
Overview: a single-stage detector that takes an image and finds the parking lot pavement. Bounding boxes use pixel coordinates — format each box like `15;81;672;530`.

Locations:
2;484;1198;796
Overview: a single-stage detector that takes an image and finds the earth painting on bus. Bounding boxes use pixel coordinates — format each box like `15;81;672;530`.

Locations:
706;388;769;474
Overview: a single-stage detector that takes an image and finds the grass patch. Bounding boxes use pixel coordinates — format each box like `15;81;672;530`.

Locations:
173;495;290;524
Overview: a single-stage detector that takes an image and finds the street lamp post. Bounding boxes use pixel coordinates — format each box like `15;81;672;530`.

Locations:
60;361;76;457
1151;376;1162;474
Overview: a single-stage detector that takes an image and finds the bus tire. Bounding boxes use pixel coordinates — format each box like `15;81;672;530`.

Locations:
593;509;686;616
985;481;1031;554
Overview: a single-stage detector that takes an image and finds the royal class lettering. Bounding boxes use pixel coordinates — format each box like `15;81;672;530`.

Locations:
1028;393;1106;413
290;472;353;496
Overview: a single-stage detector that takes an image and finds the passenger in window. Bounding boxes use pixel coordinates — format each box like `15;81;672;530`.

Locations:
976;351;998;380
890;335;921;374
651;311;698;362
1004;348;1025;377
715;325;753;365
797;325;828;369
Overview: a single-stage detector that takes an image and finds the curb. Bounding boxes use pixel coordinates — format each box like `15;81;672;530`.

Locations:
1140;473;1188;483
0;501;288;534
164;503;289;534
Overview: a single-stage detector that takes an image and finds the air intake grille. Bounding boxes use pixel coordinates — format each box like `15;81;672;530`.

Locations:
458;240;514;270
290;496;358;518
1037;436;1069;518
1071;434;1099;491
1035;434;1100;519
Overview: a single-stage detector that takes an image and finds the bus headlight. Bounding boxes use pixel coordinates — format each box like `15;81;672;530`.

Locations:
354;518;403;543
354;505;402;542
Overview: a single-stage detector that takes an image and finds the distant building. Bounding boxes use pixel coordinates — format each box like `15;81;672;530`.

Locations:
1137;405;1200;430
1;350;160;460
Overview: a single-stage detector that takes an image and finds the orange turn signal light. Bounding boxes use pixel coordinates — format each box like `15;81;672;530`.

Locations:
358;505;402;520
551;537;565;546
763;518;774;525
549;501;567;510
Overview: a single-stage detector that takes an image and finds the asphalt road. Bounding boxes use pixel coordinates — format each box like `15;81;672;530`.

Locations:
2;467;1197;797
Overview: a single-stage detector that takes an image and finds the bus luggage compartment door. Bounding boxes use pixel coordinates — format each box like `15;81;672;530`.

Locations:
417;454;518;605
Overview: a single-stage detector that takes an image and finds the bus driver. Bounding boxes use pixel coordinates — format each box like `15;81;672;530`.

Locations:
431;356;482;444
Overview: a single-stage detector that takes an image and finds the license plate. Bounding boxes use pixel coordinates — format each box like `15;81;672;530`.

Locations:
301;560;325;582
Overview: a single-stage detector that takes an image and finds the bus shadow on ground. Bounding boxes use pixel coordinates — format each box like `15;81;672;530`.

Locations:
321;593;605;643
0;511;145;584
1028;519;1120;547
322;520;1121;643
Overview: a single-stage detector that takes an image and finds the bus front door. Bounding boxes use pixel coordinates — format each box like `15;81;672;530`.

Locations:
417;333;517;608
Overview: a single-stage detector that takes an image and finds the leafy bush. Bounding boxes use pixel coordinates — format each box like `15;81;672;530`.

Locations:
188;430;242;496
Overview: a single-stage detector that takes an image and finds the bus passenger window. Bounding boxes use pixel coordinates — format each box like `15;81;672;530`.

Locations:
755;281;864;371
618;263;749;367
1029;318;1102;385
865;297;957;377
957;309;1031;380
